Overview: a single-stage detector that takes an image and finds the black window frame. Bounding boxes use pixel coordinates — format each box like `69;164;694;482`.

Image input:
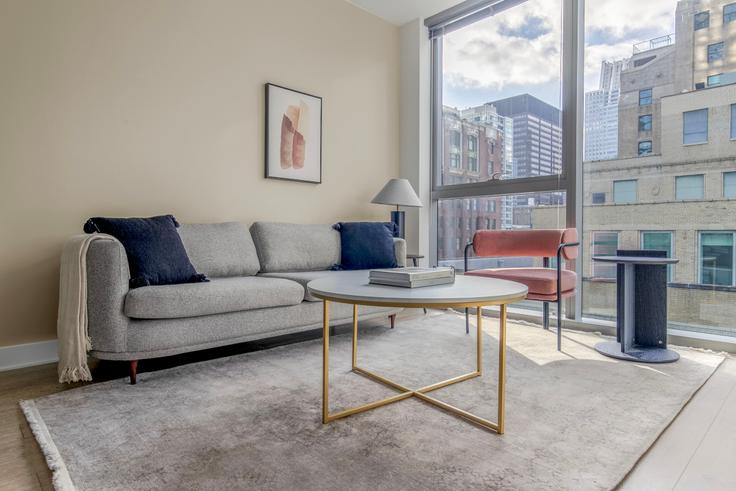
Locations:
638;114;653;132
467;134;477;152
638;140;653;156
592;192;606;204
725;3;736;24
694;11;710;30
707;74;722;87
708;42;725;63
639;88;653;106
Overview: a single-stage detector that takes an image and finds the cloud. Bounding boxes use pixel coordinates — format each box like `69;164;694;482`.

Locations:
442;0;677;107
443;0;562;99
498;15;551;39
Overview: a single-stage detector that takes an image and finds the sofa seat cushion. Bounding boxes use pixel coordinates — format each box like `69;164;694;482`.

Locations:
124;277;304;319
260;270;358;302
465;267;576;297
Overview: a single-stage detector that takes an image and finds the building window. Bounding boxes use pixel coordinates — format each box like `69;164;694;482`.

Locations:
638;140;652;155
468;135;477;151
725;3;736;23
731;104;736;139
592;192;606;204
707;42;724;63
700;232;735;286
642;231;674;281
451;131;461;147
592;232;619;279
613;180;637;204
694;11;710;30
676;174;705;200
639;88;653;106
724;172;736;198
707;74;722;86
638;114;652;132
468;156;479;172
683;109;708;144
450;153;460;168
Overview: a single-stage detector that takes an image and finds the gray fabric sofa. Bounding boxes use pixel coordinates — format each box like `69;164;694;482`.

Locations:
84;221;405;383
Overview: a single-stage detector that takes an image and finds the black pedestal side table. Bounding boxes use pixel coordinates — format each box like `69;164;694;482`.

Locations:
592;251;679;363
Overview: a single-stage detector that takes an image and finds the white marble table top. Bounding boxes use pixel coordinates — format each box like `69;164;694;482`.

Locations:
307;271;528;307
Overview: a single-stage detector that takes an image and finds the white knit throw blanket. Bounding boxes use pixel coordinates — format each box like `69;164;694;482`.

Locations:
57;233;117;383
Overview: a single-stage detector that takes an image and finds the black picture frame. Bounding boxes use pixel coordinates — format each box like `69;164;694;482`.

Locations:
265;83;323;184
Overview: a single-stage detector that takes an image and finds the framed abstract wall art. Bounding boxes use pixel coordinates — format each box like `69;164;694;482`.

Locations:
265;83;322;183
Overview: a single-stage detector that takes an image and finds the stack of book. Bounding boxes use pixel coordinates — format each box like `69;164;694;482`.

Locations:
369;267;455;288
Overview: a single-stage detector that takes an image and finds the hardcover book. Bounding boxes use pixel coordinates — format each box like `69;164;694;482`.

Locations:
369;267;455;288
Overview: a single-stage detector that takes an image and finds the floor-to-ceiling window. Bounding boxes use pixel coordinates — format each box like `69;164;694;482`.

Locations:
429;0;736;339
428;0;576;310
581;0;736;337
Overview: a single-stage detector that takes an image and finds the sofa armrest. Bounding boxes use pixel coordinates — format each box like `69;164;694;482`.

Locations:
393;237;407;267
86;238;130;353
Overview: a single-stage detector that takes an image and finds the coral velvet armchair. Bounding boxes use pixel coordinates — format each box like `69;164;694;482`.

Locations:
464;229;579;351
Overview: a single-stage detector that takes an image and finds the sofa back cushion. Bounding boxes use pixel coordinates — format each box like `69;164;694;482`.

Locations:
178;222;261;277
250;222;340;273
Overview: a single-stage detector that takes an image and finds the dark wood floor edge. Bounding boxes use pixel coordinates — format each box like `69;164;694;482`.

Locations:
612;355;728;490
18;399;75;490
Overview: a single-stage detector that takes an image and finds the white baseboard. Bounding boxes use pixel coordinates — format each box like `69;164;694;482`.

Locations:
0;340;58;372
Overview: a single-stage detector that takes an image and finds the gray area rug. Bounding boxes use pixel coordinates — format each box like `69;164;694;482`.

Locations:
22;312;723;490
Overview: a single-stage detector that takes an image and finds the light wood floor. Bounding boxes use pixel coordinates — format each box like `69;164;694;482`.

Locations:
1;329;734;490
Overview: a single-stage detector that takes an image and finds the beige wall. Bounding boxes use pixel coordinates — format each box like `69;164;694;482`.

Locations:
0;0;400;347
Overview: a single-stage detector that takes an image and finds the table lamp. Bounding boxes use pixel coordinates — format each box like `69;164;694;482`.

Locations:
371;178;422;239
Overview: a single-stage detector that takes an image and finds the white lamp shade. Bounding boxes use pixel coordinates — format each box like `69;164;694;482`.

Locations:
371;178;422;207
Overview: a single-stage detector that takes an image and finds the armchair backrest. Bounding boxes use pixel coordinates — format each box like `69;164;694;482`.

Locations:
472;229;578;261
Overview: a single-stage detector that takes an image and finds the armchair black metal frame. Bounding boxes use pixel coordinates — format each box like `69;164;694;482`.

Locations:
464;240;580;351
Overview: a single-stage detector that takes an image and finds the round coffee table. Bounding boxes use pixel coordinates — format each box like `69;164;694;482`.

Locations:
307;271;528;435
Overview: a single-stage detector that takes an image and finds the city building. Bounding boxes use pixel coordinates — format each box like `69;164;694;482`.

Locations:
584;59;629;161
619;0;736;159
490;94;563;179
437;106;505;261
675;0;736;92
617;35;676;158
487;94;564;224
571;83;735;334
460;103;515;229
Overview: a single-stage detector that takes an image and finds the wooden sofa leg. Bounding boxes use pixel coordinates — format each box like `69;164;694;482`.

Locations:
128;360;138;385
389;314;396;329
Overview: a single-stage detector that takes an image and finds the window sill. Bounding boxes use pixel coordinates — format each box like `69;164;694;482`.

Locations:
683;142;708;147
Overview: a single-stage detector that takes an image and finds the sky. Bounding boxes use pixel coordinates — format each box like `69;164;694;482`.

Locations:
442;0;677;109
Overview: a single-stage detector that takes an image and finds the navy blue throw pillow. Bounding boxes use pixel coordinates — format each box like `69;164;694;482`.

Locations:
83;215;208;289
333;222;397;270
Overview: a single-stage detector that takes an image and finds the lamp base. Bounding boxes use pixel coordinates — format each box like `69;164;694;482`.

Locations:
391;210;405;239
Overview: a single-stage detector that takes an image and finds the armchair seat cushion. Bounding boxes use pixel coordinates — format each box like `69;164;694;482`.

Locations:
465;267;576;297
124;277;304;319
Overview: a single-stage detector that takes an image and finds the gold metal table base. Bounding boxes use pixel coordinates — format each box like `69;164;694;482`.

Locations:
322;302;508;434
